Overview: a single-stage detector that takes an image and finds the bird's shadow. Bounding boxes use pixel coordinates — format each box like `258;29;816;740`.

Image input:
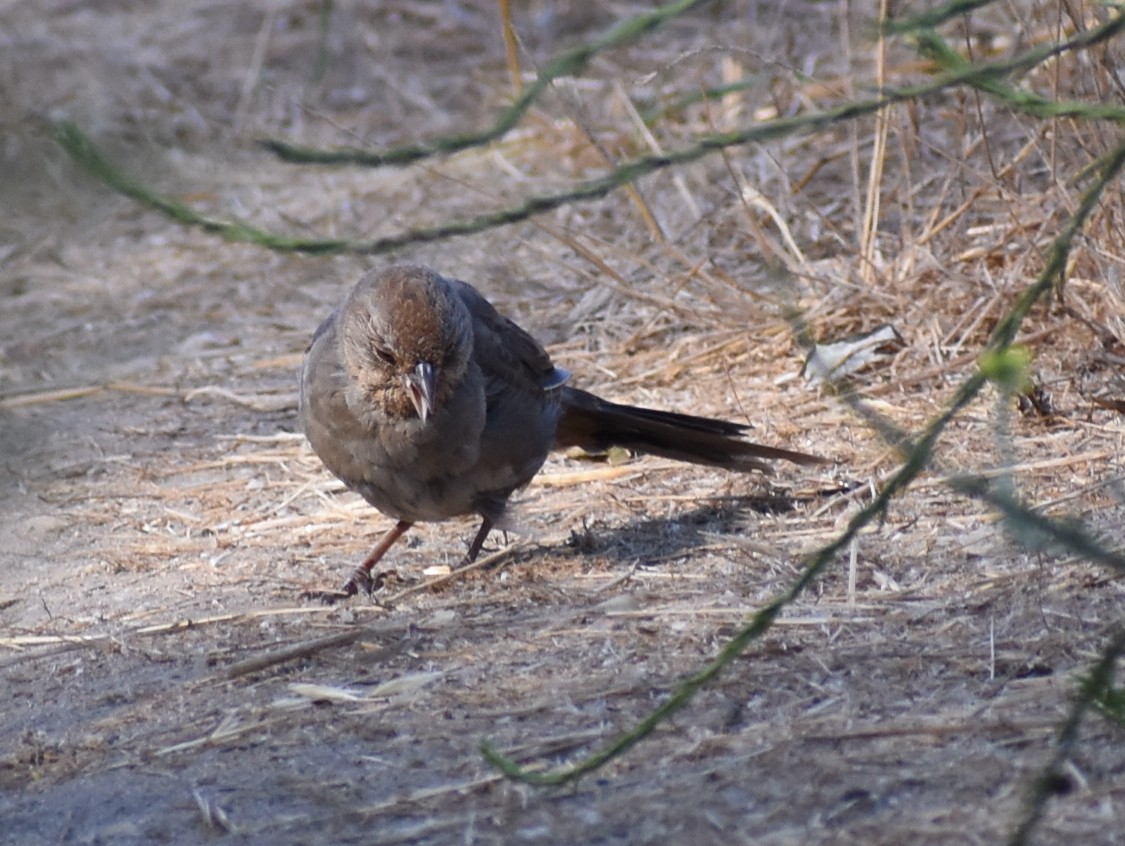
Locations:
542;490;810;567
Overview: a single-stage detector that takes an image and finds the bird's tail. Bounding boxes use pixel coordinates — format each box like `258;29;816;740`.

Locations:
555;387;825;473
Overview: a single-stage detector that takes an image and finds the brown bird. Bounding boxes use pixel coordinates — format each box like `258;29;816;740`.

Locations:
299;264;824;600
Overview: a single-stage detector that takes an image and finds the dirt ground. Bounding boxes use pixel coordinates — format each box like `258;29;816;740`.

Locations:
2;1;1124;844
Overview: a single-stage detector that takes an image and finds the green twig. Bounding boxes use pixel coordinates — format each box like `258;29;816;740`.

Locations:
480;129;1125;786
914;21;1125;123
880;0;1000;34
1006;626;1125;846
950;474;1125;574
53;122;354;254
57;7;1125;257
482;357;984;784
58;95;909;255
260;0;706;167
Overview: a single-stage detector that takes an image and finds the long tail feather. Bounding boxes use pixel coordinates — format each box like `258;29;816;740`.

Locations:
556;387;824;473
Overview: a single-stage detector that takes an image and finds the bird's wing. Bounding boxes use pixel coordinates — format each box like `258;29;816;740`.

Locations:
449;278;566;395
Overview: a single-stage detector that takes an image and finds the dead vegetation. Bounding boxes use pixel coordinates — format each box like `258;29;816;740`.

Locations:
1;0;1124;843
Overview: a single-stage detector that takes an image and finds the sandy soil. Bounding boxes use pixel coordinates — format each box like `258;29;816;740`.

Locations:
2;1;1124;844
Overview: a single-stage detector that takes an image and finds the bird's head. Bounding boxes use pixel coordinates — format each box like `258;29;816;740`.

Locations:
339;265;473;423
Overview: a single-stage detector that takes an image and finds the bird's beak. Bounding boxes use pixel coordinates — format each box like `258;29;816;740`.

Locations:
405;361;437;422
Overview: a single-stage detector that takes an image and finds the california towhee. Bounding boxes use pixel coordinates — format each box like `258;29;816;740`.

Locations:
300;264;823;599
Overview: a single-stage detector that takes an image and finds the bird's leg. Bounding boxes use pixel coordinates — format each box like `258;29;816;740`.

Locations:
305;519;413;603
459;517;494;567
345;519;413;594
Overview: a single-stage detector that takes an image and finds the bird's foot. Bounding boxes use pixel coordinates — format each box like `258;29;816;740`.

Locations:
302;568;403;605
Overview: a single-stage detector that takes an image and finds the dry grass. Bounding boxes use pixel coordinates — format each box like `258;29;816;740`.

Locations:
1;0;1124;843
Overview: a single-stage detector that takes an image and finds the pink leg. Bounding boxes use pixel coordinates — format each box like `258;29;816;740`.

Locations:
308;520;412;603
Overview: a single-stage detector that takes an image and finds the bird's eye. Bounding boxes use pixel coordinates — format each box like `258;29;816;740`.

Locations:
373;346;396;365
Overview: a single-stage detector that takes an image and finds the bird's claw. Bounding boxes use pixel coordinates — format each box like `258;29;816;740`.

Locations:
302;568;402;605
